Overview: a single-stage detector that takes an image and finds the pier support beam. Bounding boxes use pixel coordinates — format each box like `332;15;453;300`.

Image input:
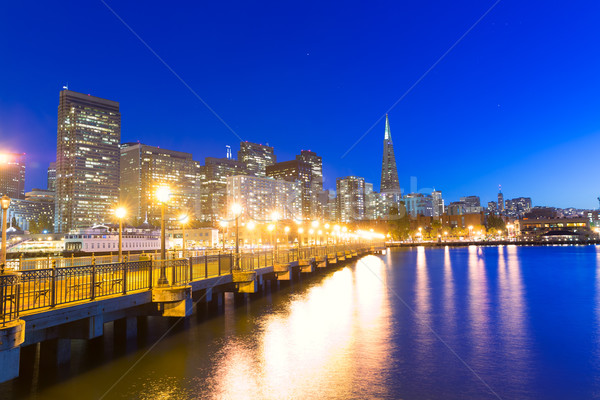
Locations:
152;286;193;318
40;338;71;367
114;316;137;341
0;319;25;383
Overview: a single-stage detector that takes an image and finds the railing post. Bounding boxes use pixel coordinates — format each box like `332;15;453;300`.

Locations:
90;257;96;301
230;253;233;274
123;257;128;295
204;253;208;278
218;252;221;276
189;257;193;282
149;255;154;289
50;260;57;307
171;260;176;285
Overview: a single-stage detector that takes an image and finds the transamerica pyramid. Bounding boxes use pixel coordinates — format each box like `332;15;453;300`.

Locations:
380;114;401;201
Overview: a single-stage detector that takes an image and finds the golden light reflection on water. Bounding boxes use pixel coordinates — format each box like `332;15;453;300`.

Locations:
443;246;456;333
207;255;393;399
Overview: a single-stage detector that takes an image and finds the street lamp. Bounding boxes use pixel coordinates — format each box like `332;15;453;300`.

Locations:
231;203;242;269
1;195;10;272
468;225;474;239
115;206;127;262
178;213;189;257
308;228;314;246
156;186;170;286
284;226;290;246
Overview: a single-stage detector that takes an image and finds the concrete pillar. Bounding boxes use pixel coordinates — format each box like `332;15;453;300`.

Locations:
18;343;38;378
0;319;26;383
40;338;71;367
114;317;138;341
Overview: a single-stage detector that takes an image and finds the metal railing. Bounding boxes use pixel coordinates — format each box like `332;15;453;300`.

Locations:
4;243;380;316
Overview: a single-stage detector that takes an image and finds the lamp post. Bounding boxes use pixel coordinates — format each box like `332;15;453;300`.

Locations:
231;203;242;270
1;195;10;272
308;228;314;246
178;213;189;257
468;225;474;240
156;186;171;286
115;206;126;262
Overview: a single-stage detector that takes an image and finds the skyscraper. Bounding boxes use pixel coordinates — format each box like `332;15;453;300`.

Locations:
432;190;444;217
266;160;312;219
47;162;56;192
55;90;121;233
498;185;505;212
237;141;276;177
120;143;201;226
337;176;366;222
296;150;323;218
0;152;25;199
199;157;247;223
380;115;401;204
226;175;302;222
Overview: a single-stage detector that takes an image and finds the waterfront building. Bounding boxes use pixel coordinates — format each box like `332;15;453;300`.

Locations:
120;143;201;226
0;152;26;199
237;141;276;177
266;159;312;219
516;217;591;240
47;162;56;192
380;115;401;206
64;225;160;253
226;175;302;222
432;190;444;217
167;227;219;249
199;157;248;223
337;176;366;222
7;189;54;232
55;89;121;233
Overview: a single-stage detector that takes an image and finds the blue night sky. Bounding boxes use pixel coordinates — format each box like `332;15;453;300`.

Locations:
1;1;599;208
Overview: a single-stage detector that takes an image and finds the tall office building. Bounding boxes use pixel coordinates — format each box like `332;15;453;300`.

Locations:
47;162;56;192
237;141;276;177
403;193;434;217
432;190;444;217
498;185;505;212
460;196;482;214
337;176;366;223
120;143;201;226
226;175;302;222
365;182;385;220
199;157;247;223
0;152;25;199
266;160;312;219
380;115;401;204
504;197;532;218
296;150;323;218
55;90;121;233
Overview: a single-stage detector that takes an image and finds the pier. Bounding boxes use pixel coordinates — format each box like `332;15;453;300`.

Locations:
0;242;384;383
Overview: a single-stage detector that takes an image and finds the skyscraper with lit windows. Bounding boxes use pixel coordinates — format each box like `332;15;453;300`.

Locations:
0;152;25;199
55;89;121;233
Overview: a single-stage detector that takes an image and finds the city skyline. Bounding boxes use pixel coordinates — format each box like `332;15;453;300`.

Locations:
1;2;600;208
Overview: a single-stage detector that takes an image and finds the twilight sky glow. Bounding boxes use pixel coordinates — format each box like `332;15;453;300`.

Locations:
1;1;599;208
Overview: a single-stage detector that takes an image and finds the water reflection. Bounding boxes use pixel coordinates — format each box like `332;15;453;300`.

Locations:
207;255;393;399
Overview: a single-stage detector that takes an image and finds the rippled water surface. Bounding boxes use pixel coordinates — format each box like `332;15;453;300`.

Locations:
5;245;600;399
